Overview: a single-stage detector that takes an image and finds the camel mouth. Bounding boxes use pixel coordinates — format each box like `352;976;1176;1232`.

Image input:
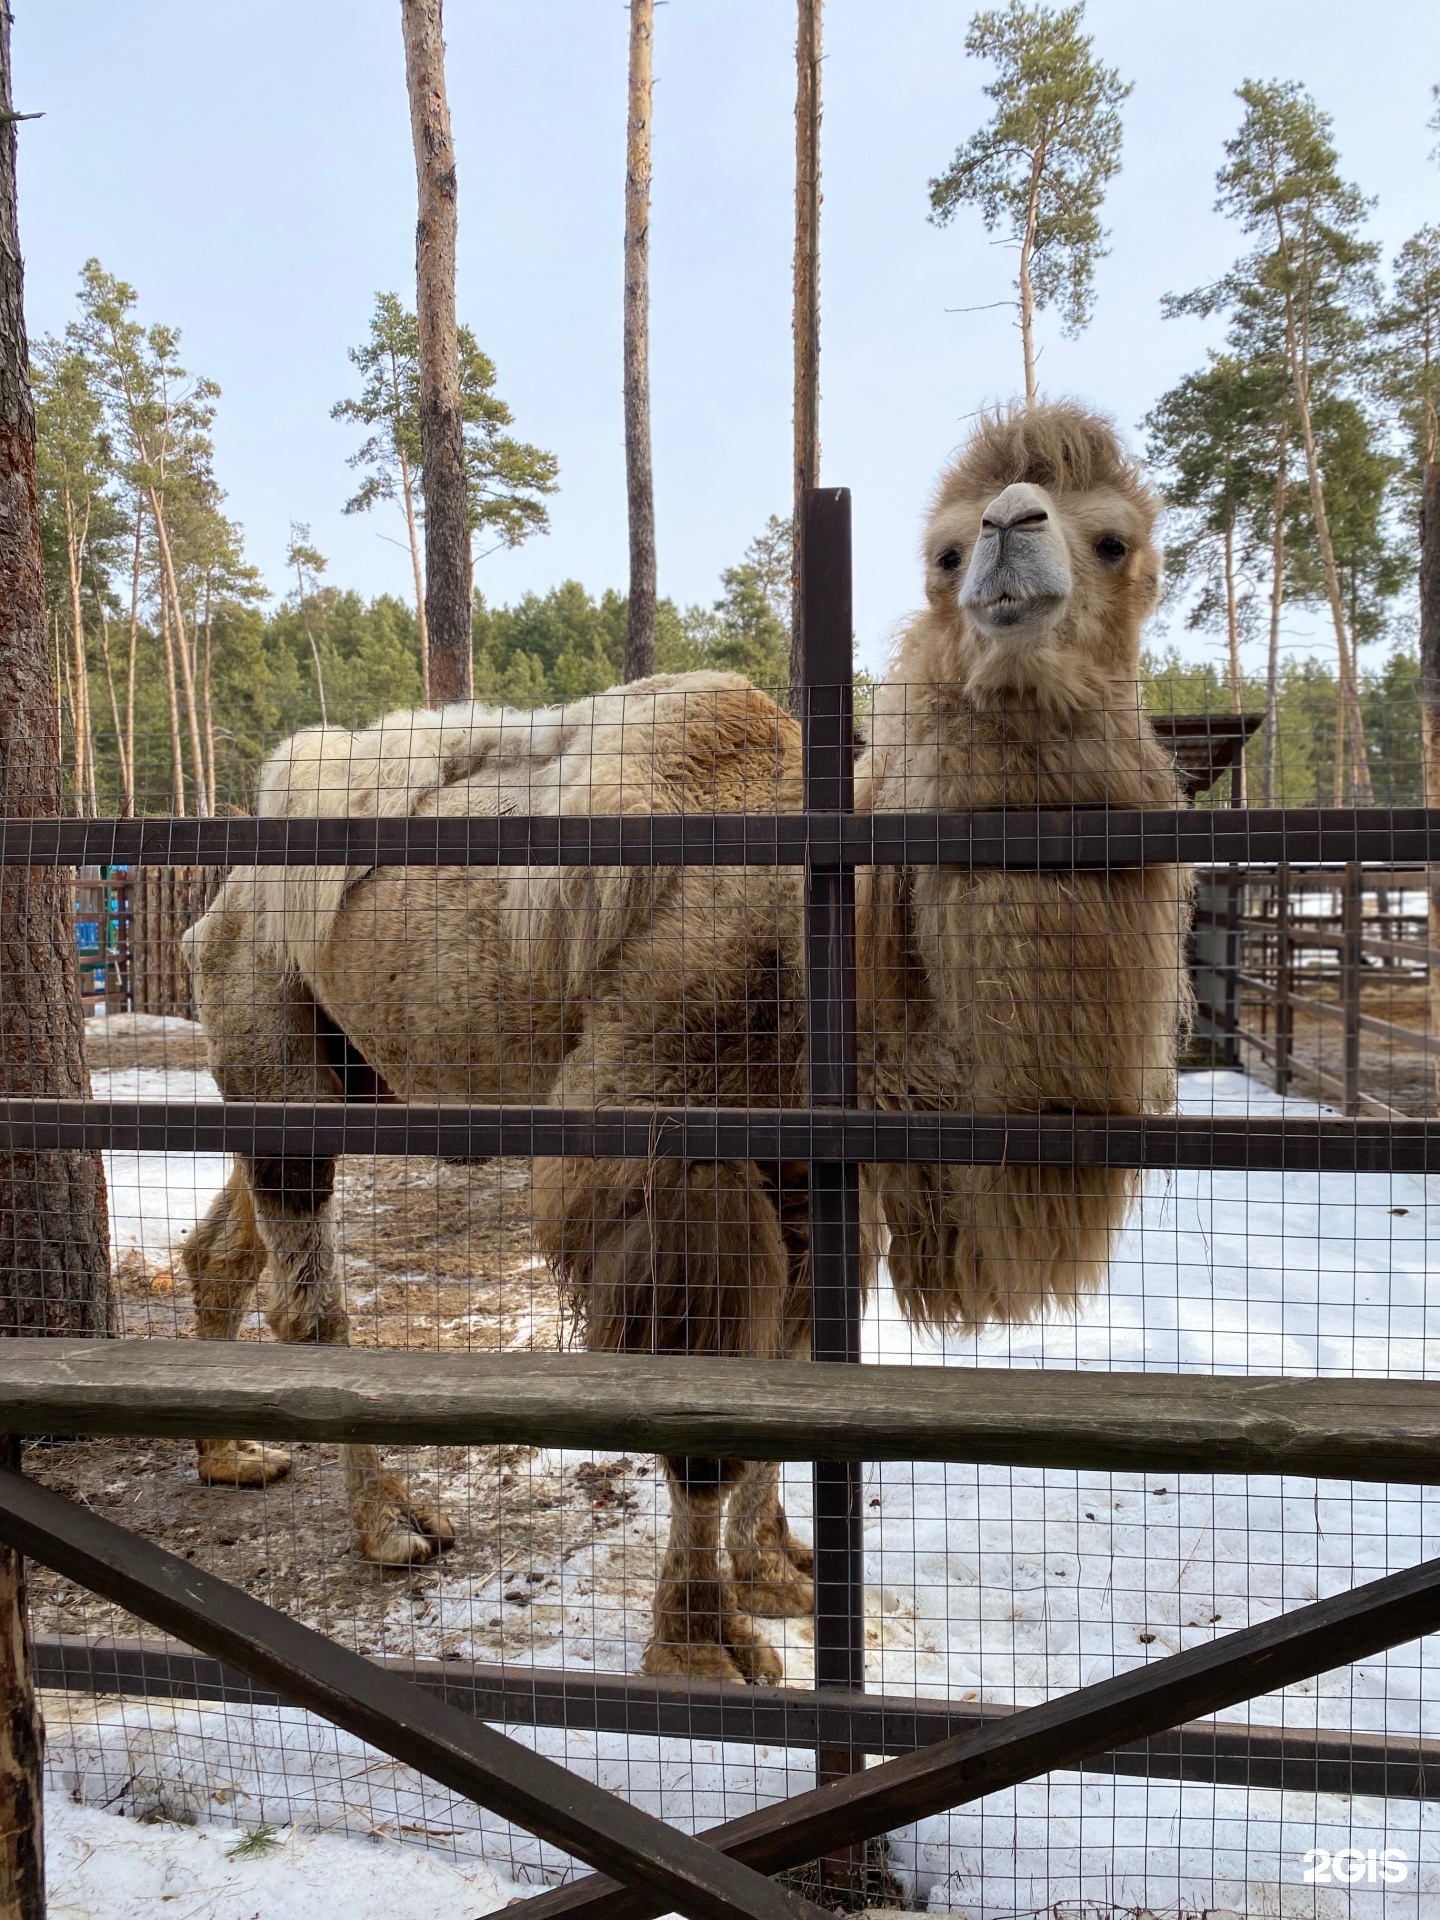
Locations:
969;591;1068;633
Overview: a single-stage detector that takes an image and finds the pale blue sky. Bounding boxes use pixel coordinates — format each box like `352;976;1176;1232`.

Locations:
15;1;1440;675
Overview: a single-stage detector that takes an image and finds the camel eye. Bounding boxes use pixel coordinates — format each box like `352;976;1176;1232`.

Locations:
1095;535;1127;563
936;547;963;573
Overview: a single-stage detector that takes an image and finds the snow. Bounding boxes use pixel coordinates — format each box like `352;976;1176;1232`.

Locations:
92;1063;230;1273
45;1798;524;1920
42;1068;1440;1917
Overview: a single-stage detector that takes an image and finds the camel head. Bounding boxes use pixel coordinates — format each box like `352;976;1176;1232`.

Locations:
919;402;1160;708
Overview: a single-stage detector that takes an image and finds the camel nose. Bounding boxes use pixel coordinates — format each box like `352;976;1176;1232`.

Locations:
980;482;1052;533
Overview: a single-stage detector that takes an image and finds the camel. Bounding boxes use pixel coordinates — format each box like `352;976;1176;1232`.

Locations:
179;401;1192;1684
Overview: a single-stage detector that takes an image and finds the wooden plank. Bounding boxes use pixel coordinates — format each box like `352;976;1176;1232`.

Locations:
34;1634;1440;1802
6;1342;1440;1483
0;1467;824;1920
0;1098;1438;1171
7;808;1440;871
509;1551;1440;1920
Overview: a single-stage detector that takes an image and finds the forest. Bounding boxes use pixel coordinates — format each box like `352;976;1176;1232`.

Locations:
32;13;1440;817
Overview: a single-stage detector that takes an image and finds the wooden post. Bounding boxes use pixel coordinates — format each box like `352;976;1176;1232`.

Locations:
1421;462;1440;1104
401;0;471;706
622;0;656;684
789;0;822;708
1341;863;1363;1116
0;1439;41;1920
1274;864;1293;1097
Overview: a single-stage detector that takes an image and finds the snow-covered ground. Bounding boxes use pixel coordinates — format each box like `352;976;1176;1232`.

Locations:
41;1065;1440;1918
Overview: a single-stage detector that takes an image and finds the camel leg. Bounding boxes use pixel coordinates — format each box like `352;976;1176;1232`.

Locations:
643;1456;784;1685
181;1166;292;1489
245;1150;455;1567
535;1150;803;1681
182;881;453;1563
724;1459;814;1617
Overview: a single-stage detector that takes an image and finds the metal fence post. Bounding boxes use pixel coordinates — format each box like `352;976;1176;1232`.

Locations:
799;489;865;1807
1274;864;1293;1098
1341;864;1363;1116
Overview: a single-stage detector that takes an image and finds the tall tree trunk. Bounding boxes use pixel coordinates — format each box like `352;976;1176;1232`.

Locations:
1420;461;1440;1107
0;36;112;1887
401;0;471;706
96;599;125;816
622;0;657;684
201;574;216;814
1017;146;1046;408
1222;514;1246;804
1271;227;1372;803
395;433;430;701
157;585;186;815
789;0;822;706
1262;422;1287;807
149;502;209;813
122;503;141;815
62;490;94;815
0;66;112;1320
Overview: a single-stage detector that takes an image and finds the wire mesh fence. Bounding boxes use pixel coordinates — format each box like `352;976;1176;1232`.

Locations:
6;468;1440;1917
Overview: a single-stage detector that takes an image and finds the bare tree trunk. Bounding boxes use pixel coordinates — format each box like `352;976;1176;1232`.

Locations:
1420;462;1440;1106
1262;423;1287;807
622;0;656;684
149;503;209;813
789;0;822;706
1222;515;1246;804
62;491;95;815
1017;150;1045;408
0;0;114;1349
401;0;471;706
96;599;125;815
122;503;141;815
292;556;329;727
200;575;216;814
157;584;186;815
396;438;430;701
1274;263;1372;803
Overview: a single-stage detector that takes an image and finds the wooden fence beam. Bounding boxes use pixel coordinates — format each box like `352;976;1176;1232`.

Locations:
0;1466;825;1920
5;1341;1440;1484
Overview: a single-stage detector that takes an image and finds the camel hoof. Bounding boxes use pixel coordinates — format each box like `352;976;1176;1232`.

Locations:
641;1639;748;1685
729;1557;815;1620
356;1493;456;1567
641;1616;784;1687
195;1439;291;1488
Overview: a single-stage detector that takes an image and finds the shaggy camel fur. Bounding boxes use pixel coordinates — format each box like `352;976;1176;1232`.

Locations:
179;401;1192;1684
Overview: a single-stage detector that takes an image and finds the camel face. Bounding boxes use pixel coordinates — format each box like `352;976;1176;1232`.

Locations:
920;408;1161;704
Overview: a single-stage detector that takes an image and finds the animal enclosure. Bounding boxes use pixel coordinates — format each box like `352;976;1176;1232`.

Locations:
7;439;1440;1920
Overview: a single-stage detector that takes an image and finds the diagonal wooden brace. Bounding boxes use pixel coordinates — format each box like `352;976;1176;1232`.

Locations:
0;1466;824;1920
507;1549;1440;1920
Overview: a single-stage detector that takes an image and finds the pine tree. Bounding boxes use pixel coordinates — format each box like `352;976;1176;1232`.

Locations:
1144;353;1285;799
333;293;557;702
928;0;1130;402
1210;81;1382;803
